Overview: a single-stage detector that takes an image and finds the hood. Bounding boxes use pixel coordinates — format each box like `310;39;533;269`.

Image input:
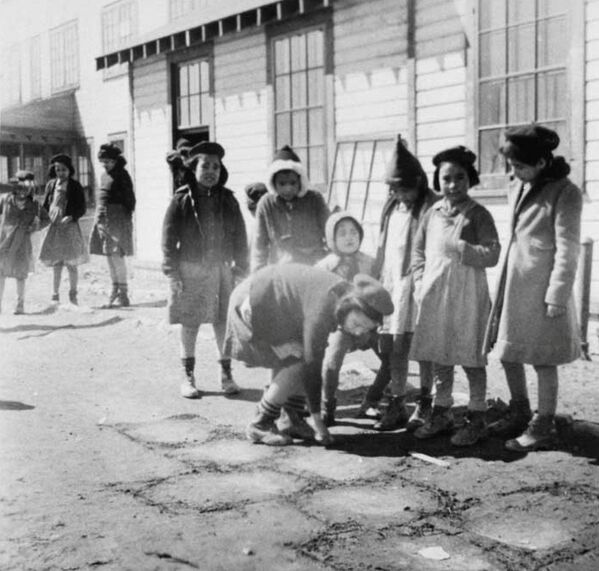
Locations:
265;158;310;198
325;211;364;254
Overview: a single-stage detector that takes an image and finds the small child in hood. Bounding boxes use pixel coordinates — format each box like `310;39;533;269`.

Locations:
251;145;329;272
316;212;376;424
245;182;268;217
0;170;50;314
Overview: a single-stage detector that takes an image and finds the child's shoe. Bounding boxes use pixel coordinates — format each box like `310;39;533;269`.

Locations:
180;371;201;399
68;290;78;305
488;399;532;439
373;396;409;431
118;286;130;307
414;406;454;439
51;293;60;303
278;408;315;440
219;359;240;395
406;395;433;432
247;416;292;446
322;398;337;427
108;283;119;306
13;301;24;315
356;400;382;420
451;410;488;446
505;414;556;452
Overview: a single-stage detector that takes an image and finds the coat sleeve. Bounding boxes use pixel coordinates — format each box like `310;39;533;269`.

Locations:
315;192;330;240
161;198;182;280
458;206;501;268
36;201;51;231
411;209;430;284
545;183;583;307
120;170;136;214
250;200;271;273
231;198;249;276
41;181;53;212
70;180;87;221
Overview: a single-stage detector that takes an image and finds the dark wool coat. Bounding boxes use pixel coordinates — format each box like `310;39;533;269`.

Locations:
89;164;136;256
250;190;329;272
484;163;583;365
161;183;248;281
372;187;439;279
42;178;86;221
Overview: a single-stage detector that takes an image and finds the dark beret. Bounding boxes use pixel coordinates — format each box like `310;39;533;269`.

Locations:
98;143;122;160
188;141;225;160
504;124;560;152
432;145;480;189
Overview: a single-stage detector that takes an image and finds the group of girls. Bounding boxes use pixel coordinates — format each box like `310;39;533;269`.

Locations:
0;144;136;314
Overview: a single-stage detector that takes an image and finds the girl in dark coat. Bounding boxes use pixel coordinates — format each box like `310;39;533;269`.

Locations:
89;143;136;306
162;141;248;399
39;154;88;304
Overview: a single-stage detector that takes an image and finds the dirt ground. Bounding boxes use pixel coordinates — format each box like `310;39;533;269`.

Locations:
1;255;598;571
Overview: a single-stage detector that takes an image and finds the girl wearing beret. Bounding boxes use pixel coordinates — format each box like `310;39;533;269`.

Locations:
411;146;500;446
484;125;583;452
39;154;88;304
162;141;248;399
0;171;50;314
89;143;136;307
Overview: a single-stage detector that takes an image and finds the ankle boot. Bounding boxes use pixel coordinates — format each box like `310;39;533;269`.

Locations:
451;410;488;446
322;398;337;427
414;406;454;440
374;396;409;431
505;413;556;452
407;394;433;432
118;284;130;307
108;283;119;306
68;289;78;305
488;399;532;439
247;409;291;446
278;407;315;440
219;359;240;395
13;299;25;315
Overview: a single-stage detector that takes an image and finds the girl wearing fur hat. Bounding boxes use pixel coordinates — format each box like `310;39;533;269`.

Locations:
250;145;329;272
484;125;583;452
162;141;248;399
89;143;136;307
411;146;500;447
0;171;50;314
39;154;88;304
224;263;393;446
358;136;438;432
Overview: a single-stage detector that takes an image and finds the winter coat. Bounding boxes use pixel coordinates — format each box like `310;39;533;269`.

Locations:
484;161;583;365
89;163;136;256
161;183;248;282
42;177;86;222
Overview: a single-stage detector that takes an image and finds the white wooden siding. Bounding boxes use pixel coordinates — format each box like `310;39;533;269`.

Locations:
132;57;172;262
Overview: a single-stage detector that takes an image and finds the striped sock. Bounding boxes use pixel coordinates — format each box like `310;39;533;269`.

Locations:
286;395;307;414
258;398;281;420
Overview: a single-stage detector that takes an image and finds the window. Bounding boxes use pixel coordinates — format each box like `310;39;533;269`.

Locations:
78;138;94;207
477;0;569;183
169;0;208;21
102;0;137;53
273;28;327;187
30;36;41;100
1;43;21;106
327;138;395;254
50;20;79;92
175;60;212;130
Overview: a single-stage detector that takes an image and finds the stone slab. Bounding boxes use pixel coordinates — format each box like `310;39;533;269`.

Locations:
115;414;212;447
171;439;282;466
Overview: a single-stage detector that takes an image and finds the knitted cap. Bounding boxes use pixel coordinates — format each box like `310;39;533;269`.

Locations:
325;211;364;253
385;135;425;186
266;144;310;197
432;145;480;189
352;274;394;318
188;141;225;160
273;144;301;163
50;153;73;169
98;143;122;160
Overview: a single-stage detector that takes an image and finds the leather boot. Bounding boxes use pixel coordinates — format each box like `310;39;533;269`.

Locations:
488;399;532;439
373;396;409;431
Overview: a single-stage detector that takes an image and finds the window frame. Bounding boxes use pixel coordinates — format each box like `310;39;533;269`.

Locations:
471;0;585;193
101;0;138;79
49;19;79;94
1;43;22;106
29;35;41;100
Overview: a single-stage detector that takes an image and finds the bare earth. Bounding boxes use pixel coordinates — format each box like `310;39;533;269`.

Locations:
1;259;598;571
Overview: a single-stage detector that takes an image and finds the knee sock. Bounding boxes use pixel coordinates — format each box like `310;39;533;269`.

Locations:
257;397;281;421
501;361;529;401
535;365;558;416
464;366;487;412
286;394;307;414
182;357;195;377
66;264;78;294
53;264;63;295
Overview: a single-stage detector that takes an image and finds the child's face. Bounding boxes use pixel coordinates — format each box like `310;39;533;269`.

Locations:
335;219;361;255
507;157;546;184
389;181;419;206
100;158;117;172
15;182;32;200
273;170;300;201
195;154;221;189
439;162;470;206
341;309;378;339
54;162;70;181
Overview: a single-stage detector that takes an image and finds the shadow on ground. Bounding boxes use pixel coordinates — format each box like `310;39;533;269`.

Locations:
0;316;123;338
0;400;35;411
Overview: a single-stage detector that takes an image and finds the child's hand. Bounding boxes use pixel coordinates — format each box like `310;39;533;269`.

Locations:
546;303;566;318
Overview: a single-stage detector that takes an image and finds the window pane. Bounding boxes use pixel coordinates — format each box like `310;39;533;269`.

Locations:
189;63;200;94
189;95;200;126
308;69;324;105
366;180;388;213
347;181;367;219
329;181;347;209
333;142;355;181
480;30;506;77
291;71;307;108
479;80;506;126
508;75;535;123
537;70;566;120
479;129;505;174
538;0;567;17
308;146;325;186
479;0;505;29
308;108;324;145
179;96;189;126
179;66;188;95
275;113;291;148
507;0;534;23
275;75;290;111
275;38;290;74
307;29;323;67
353;141;375;180
290;34;307;71
200;60;210;92
371;140;395;180
291;110;307;146
537;16;567;67
200;94;210;124
507;23;534;72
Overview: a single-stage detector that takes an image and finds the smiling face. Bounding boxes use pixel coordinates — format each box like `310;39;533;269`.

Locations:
507;157;546;184
438;162;470;206
195;154;221;189
273;170;301;201
335;219;361;255
54;162;70;182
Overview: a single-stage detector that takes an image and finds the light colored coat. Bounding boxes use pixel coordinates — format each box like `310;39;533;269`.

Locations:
484;175;583;365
